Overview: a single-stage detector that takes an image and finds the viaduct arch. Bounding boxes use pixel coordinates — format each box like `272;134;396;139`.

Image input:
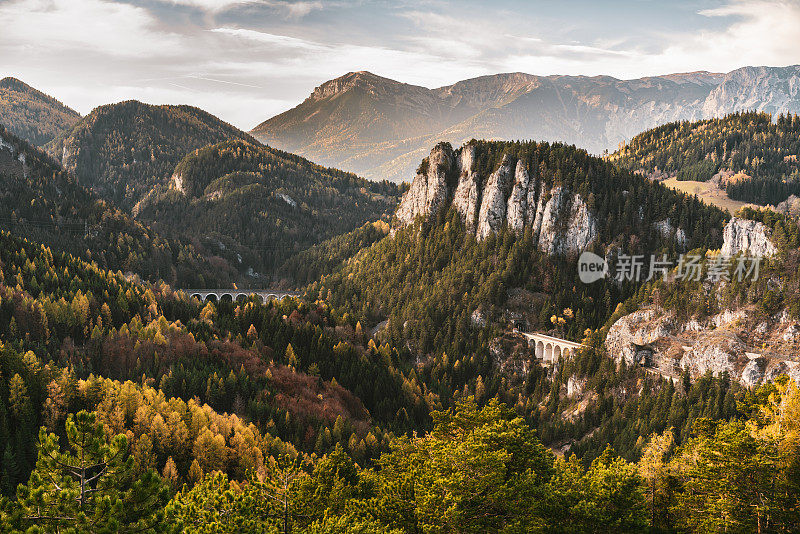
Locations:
182;289;300;302
519;332;586;364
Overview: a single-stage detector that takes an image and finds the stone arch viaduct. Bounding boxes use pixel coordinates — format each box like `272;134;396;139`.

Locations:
519;332;586;364
183;289;300;302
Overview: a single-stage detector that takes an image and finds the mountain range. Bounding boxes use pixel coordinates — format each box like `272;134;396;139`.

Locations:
3;63;800;532
252;65;800;183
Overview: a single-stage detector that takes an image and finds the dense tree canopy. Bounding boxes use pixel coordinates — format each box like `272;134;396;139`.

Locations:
135;140;399;284
0;77;80;146
614;112;800;205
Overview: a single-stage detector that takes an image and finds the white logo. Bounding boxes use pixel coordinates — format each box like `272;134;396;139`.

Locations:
578;251;608;283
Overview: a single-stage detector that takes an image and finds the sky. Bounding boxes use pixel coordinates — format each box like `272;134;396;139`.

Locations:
1;0;799;130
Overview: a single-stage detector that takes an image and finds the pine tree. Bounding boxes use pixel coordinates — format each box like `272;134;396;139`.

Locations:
13;410;173;533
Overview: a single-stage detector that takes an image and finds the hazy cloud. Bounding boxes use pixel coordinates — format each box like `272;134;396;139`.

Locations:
161;0;326;17
0;0;184;56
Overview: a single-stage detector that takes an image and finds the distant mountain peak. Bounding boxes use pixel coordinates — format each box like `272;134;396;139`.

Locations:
253;65;800;183
310;70;420;101
656;71;726;85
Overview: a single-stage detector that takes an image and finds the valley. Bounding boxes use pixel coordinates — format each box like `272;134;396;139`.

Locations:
1;48;800;532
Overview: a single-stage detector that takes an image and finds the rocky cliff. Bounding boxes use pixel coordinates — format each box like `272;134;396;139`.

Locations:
721;217;777;257
396;142;596;255
605;306;800;386
395;143;454;225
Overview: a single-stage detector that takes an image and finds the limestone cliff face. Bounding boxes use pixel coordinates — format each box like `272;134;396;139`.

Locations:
605;309;673;367
505;160;532;233
476;155;515;240
530;182;548;240
605;305;800;386
452;144;481;228
395;143;455;226
537;188;597;256
721;217;777;257
396;143;596;255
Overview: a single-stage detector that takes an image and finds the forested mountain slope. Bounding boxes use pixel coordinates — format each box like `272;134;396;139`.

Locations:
613;112;800;205
0;184;797;532
0;124;235;287
0;77;80;146
318;139;726;355
46;101;255;209
604;207;800;385
135;140;400;285
0;228;433;500
3;217;792;533
300;140;732;462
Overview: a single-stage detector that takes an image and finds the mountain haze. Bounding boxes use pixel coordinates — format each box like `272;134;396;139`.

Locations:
252;65;800;183
0;77;81;146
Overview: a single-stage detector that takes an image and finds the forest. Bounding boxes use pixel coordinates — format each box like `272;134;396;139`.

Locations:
135;140;400;282
614;112;800;205
1;106;799;531
44;101;256;209
0;125;234;288
1;150;792;531
0;77;80;147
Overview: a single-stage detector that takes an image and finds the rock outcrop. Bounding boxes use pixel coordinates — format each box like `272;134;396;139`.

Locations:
396;143;596;255
721;217;777;257
452;144;481;228
605;304;800;386
654;218;687;249
395;143;455;226
679;331;745;378
537;188;597;256
605;310;674;366
506;160;532;233
476;155;515;239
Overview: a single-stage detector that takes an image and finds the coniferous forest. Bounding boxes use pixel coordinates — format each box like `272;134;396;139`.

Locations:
4;110;800;531
615;112;800;205
1;21;800;530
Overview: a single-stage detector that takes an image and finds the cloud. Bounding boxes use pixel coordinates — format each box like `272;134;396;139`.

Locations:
210;27;327;50
0;0;184;57
470;0;800;78
1;0;798;133
687;0;800;67
159;0;325;17
210;26;487;88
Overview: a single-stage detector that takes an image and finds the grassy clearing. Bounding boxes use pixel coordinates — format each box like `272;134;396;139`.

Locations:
662;176;749;214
